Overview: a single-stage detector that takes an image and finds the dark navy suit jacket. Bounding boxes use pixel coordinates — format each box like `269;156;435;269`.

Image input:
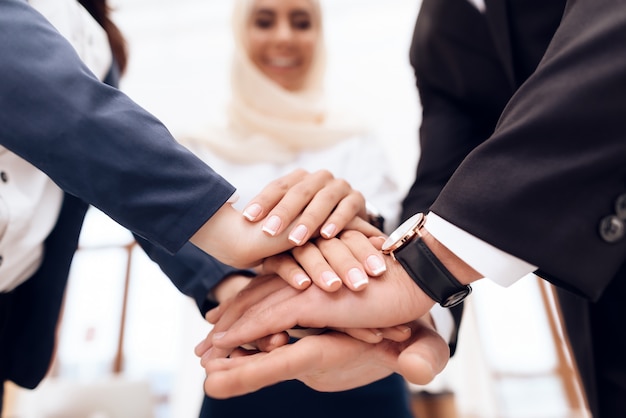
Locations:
0;0;237;393
404;0;626;416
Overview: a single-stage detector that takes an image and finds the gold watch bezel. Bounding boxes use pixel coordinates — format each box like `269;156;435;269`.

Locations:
381;213;426;256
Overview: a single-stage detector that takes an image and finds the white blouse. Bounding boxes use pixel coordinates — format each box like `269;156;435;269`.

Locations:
185;133;403;234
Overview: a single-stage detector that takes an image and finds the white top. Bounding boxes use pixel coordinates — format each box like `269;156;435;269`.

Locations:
186;133;402;233
0;0;112;291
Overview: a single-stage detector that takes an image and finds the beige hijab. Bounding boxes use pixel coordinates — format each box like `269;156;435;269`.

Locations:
182;0;365;163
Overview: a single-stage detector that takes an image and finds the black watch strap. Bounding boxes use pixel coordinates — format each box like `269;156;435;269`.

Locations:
395;237;471;308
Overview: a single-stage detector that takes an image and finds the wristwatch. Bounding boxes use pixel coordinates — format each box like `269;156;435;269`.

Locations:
382;213;471;308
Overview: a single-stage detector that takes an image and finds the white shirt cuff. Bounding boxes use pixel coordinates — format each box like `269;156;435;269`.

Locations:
425;212;537;287
429;304;454;344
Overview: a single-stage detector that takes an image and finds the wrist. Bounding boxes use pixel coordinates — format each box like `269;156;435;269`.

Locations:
382;213;473;307
420;228;482;286
190;203;239;260
213;273;254;303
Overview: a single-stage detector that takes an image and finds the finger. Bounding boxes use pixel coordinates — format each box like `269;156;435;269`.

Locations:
378;324;412;342
204;341;319;399
337;213;383;239
311;238;370;290
210;289;315;350
202;275;294;355
262;170;336;238
397;324;450;385
236;331;290;352
242;169;310;222
205;304;223;325
261;253;312;290
195;334;214;358
334;327;383;344
290;242;343;291
308;187;366;240
327;230;387;277
253;331;291;352
368;235;386;250
229;346;259;358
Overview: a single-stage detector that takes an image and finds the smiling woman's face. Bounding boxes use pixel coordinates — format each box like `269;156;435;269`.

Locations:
246;0;319;91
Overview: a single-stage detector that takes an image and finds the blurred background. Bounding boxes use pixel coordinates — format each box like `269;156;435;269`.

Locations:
4;1;589;417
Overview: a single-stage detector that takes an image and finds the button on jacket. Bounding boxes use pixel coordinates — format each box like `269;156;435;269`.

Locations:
0;0;236;396
404;0;626;416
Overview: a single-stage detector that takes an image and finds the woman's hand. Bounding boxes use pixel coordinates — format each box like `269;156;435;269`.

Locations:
261;231;388;292
241;169;369;244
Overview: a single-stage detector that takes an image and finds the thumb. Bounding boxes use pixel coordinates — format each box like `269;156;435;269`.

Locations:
397;327;450;385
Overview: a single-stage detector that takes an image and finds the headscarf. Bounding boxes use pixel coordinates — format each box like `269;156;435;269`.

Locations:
181;0;366;163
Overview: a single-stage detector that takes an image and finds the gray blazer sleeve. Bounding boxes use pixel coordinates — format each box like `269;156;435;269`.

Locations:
0;0;235;253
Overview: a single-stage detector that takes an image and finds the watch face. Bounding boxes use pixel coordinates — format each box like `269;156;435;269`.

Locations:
382;213;425;253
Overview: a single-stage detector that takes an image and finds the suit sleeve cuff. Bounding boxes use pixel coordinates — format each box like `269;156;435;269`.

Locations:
426;212;536;287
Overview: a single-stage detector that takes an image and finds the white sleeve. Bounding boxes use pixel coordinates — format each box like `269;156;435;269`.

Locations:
429;304;455;344
28;0;112;80
426;212;537;287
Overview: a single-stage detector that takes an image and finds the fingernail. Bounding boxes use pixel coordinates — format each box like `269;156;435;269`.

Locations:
396;325;412;334
321;271;341;288
200;347;214;363
262;215;282;236
213;332;226;340
320;223;337;238
295;273;311;287
269;333;283;348
200;347;213;360
288;224;308;245
195;340;209;354
348;268;368;289
366;254;387;275
243;203;262;221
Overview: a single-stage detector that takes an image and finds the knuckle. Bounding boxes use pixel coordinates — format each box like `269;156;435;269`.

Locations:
270;202;292;218
313;169;334;181
292;168;309;177
291;242;310;257
339;229;360;241
270;177;292;194
316;236;339;251
295;211;319;226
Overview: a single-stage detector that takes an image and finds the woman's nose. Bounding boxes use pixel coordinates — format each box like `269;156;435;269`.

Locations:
273;21;293;43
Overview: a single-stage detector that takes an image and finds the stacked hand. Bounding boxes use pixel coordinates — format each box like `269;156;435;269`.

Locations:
192;169;450;397
190;169;380;269
199;314;448;398
195;260;444;397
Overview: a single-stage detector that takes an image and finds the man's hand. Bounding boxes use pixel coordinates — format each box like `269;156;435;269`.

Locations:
200;318;449;399
195;263;435;360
